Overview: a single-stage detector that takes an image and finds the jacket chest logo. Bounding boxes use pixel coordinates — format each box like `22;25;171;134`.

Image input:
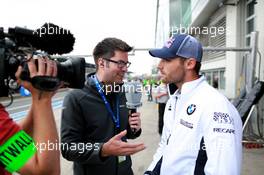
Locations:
186;104;196;115
180;119;193;129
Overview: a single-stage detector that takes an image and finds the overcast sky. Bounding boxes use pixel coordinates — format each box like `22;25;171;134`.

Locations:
1;0;157;75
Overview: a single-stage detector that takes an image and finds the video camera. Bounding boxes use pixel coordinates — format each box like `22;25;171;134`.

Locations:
0;23;85;98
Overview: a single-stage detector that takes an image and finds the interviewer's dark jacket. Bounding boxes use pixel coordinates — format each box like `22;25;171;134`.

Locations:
61;75;141;175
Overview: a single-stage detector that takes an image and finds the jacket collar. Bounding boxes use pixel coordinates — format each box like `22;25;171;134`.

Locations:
86;72;100;88
170;76;205;97
85;73;124;95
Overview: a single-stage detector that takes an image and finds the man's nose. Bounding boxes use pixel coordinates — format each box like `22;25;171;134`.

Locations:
121;65;128;72
157;61;163;70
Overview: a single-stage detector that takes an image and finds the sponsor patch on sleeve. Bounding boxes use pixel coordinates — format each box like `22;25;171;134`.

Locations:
213;128;235;134
213;112;234;125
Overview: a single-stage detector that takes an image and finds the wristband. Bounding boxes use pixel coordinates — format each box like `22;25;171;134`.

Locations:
0;130;36;173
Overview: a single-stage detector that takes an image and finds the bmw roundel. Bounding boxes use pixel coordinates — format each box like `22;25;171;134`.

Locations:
187;104;196;115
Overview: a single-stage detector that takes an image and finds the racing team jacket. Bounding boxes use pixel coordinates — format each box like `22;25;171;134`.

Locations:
146;76;242;175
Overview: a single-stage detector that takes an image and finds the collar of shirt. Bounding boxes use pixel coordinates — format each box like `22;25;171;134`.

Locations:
171;76;205;98
87;74;123;95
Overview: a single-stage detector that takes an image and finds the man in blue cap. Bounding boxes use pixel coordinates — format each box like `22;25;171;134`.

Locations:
144;34;242;175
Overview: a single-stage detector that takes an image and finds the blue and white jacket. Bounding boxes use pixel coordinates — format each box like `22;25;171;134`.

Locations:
147;76;242;175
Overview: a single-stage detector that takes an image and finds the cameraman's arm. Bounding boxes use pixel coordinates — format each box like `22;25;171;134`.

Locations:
17;58;60;175
18;106;33;135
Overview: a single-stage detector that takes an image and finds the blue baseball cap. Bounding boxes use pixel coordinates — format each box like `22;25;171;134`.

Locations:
149;34;203;62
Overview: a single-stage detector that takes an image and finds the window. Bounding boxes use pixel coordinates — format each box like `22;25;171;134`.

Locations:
219;70;226;90
245;0;256;46
202;69;225;90
213;71;219;89
205;72;212;85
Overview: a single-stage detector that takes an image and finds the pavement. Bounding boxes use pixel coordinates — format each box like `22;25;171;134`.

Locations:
51;96;264;175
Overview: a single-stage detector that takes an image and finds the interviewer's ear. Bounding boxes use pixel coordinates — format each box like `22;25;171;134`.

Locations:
98;58;105;68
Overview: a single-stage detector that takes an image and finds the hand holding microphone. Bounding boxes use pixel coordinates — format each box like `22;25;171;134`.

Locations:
128;112;141;132
125;82;142;133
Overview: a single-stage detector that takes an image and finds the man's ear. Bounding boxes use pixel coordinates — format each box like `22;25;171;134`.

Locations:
98;58;104;68
185;58;196;70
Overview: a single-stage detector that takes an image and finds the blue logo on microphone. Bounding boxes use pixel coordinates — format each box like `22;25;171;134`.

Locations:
187;104;196;115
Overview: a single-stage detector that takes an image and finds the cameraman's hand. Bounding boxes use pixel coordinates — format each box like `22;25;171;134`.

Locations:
15;55;58;101
101;130;145;157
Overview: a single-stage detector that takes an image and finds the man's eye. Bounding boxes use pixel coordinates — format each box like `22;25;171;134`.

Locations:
118;61;126;65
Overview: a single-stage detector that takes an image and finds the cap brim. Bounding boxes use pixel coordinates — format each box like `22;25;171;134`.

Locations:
149;48;176;59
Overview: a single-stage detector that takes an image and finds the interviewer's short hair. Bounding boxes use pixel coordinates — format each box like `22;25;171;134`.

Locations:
93;38;133;69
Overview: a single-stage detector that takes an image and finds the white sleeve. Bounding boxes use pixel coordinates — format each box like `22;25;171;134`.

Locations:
146;103;171;171
157;86;161;94
202;99;242;175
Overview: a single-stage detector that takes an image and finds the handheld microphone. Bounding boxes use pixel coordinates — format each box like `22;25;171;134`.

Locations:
125;82;142;132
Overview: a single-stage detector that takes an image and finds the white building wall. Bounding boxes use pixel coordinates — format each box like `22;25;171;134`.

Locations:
191;0;209;24
225;5;240;98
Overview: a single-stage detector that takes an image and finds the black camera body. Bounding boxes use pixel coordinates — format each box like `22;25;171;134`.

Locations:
0;23;86;97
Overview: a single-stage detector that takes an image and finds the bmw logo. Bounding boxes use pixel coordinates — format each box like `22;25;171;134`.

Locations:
187;104;196;115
